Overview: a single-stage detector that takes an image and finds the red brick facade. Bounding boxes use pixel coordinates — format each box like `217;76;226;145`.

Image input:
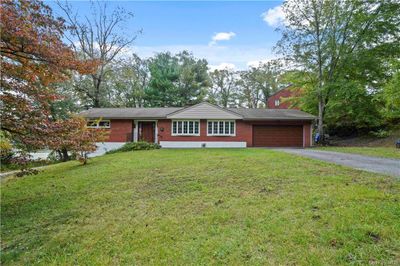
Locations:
103;119;312;147
267;87;300;109
105;120;133;142
157;119;254;146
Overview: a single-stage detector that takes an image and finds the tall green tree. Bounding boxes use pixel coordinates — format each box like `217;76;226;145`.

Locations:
277;0;400;137
379;63;400;123
175;51;210;106
208;69;238;108
108;54;149;107
237;70;263;108
145;52;180;107
237;60;283;108
145;51;210;107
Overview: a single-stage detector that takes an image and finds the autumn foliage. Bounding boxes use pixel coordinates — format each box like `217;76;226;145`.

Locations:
0;0;101;165
46;117;108;164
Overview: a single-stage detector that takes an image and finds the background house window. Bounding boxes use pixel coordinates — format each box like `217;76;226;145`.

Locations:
172;120;200;136
86;120;111;128
274;99;280;106
207;120;236;136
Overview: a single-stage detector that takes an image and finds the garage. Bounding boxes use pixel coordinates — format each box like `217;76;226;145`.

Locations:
253;125;303;147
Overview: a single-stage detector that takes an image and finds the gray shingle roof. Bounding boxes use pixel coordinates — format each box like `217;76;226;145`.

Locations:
79;107;183;119
79;105;315;121
228;108;315;120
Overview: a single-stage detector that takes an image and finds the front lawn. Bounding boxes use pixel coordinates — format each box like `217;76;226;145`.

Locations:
315;146;400;159
1;149;399;265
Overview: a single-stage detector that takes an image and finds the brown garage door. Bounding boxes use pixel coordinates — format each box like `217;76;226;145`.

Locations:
253;125;303;147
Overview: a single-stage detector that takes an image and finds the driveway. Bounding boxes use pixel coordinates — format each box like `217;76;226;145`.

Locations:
274;148;400;178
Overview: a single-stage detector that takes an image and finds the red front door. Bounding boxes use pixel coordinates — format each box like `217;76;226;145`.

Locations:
139;122;155;143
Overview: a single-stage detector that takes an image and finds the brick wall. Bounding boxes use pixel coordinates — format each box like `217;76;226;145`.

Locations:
107;120;133;142
267;88;300;109
105;119;312;147
157;119;253;146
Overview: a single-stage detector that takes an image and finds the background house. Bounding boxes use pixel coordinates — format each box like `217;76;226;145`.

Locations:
267;86;301;109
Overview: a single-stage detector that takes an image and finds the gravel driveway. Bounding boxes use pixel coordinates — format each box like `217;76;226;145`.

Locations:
274;148;400;178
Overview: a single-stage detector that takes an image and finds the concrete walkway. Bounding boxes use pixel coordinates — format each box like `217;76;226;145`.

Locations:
274;148;400;178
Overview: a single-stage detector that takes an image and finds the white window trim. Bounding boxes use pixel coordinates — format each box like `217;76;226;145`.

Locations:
207;120;236;136
171;120;200;136
133;120;158;143
87;119;111;129
274;99;280;106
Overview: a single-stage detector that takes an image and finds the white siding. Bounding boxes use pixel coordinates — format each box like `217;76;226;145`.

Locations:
167;102;242;119
160;141;246;148
89;142;126;157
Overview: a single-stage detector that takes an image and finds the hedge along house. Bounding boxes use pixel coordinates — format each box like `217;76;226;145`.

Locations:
80;102;315;152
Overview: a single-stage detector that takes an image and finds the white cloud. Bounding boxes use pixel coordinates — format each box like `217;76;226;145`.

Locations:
212;32;236;42
261;5;285;27
208;63;236;71
209;32;236;46
247;59;270;68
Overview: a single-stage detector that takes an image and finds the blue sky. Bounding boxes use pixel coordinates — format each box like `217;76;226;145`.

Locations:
47;1;285;70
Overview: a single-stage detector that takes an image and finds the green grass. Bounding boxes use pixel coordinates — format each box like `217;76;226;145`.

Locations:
1;149;399;265
315;146;400;159
1;160;55;173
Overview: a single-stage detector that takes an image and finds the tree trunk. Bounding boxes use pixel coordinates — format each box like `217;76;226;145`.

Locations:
318;99;324;141
61;148;69;162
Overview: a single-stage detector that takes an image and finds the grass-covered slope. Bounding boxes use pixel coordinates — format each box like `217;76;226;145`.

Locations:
1;149;399;265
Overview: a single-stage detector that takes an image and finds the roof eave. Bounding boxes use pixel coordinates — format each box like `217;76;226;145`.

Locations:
242;117;316;121
81;116;168;120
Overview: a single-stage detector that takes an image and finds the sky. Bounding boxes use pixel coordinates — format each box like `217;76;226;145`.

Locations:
47;1;286;70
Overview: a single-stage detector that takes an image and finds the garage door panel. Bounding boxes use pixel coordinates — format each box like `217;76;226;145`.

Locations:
253;125;303;147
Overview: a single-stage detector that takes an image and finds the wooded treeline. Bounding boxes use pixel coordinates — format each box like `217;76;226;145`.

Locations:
60;52;283;109
1;0;399;165
56;0;400;137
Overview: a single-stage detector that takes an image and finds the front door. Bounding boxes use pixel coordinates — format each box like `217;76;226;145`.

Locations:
139;122;155;143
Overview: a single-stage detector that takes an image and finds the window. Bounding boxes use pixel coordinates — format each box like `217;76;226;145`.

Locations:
98;121;110;128
274;99;280;106
86;120;110;128
172;120;200;136
177;121;182;134
207;120;235;136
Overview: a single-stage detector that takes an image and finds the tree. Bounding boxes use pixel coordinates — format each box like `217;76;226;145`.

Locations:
146;51;210;107
237;60;283;108
175;51;211;106
58;0;139;107
379;66;400;123
146;52;180;107
108;54;149;107
209;69;238;107
0;0;96;152
236;71;262;108
276;0;400;138
46;117;108;164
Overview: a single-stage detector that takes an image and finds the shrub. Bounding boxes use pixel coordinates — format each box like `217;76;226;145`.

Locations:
1;134;14;165
369;129;391;139
106;141;161;154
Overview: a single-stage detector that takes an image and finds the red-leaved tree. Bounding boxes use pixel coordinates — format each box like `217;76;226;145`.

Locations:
46;117;108;164
0;0;101;166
